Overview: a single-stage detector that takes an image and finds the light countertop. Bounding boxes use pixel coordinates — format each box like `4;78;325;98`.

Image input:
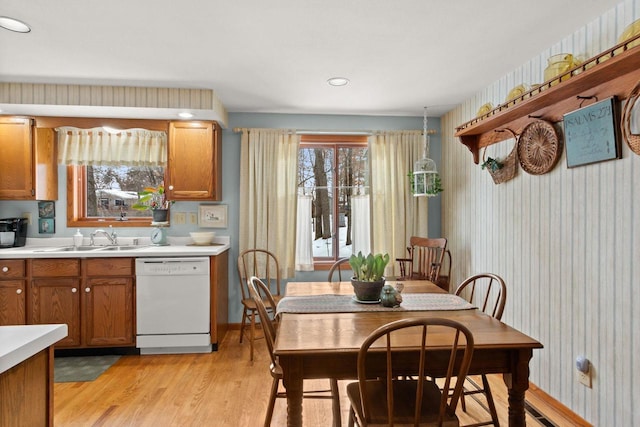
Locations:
0;324;68;374
0;236;230;259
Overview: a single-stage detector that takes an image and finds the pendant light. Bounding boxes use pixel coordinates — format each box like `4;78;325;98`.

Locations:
413;107;441;197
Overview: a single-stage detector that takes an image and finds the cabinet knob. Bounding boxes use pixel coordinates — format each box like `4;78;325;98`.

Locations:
71;287;77;293
1;266;8;273
16;288;22;295
168;185;174;190
85;287;91;293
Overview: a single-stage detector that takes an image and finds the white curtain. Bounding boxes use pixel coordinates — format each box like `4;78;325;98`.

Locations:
351;193;371;255
369;131;428;277
239;128;300;279
295;194;314;271
57;127;167;166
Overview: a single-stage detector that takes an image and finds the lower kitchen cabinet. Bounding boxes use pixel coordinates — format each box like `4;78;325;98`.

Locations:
28;258;134;348
30;277;82;347
83;258;134;347
0;260;27;325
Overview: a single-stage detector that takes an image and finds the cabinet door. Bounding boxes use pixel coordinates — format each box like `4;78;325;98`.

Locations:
30;278;81;347
0;280;26;325
167;121;221;201
0;117;33;199
84;277;134;346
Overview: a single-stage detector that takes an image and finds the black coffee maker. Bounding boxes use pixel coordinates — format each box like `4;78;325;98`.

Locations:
0;218;28;248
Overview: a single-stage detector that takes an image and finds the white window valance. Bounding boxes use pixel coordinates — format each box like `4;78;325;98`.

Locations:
56;127;167;166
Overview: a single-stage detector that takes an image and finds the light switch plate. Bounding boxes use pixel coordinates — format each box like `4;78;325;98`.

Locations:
173;212;186;225
188;212;198;225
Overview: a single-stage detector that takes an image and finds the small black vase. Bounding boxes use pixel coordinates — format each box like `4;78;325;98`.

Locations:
152;209;169;222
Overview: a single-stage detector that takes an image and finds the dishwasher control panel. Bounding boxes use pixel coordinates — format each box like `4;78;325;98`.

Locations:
135;257;209;276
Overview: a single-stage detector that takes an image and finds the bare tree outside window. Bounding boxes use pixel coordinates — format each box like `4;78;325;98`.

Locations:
298;136;368;262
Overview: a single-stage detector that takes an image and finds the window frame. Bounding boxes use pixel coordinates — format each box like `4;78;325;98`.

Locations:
67;165;164;227
42;117;169;228
299;134;368;268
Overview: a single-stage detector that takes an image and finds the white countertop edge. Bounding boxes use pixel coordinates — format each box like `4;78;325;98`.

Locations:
0;236;230;259
0;324;68;374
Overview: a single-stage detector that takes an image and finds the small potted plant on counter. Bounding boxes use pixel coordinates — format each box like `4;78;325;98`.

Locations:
349;251;390;302
132;184;174;222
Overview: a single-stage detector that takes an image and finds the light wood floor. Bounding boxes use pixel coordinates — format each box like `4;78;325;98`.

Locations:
54;331;580;427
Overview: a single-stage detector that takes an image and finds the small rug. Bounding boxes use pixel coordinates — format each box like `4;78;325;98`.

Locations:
54;355;121;383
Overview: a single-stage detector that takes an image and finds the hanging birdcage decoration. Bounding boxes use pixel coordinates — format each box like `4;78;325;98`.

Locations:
412;107;442;197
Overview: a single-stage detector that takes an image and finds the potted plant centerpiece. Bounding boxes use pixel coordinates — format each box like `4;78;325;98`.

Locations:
132;184;174;222
349;251;390;302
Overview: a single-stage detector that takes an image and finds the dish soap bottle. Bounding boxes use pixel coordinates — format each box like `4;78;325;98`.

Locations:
73;229;83;248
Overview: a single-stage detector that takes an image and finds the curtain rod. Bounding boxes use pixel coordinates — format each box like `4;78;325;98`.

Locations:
232;127;437;135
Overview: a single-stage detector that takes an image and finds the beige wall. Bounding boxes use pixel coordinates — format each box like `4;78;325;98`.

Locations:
441;1;640;425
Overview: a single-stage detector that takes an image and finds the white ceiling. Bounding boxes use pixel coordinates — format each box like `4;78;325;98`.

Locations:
0;0;621;118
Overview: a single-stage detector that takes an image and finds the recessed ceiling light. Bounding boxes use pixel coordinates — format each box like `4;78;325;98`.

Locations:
178;112;194;119
0;16;31;33
327;77;349;87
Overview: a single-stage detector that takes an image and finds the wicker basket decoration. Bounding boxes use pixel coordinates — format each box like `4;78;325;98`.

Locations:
481;128;518;184
621;79;640;155
517;120;562;175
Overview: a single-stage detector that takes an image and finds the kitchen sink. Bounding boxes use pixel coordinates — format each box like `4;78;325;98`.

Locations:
35;245;148;252
35;245;103;252
99;245;148;251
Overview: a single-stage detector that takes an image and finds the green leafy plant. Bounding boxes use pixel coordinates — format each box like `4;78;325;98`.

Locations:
349;251;390;282
132;184;174;211
407;171;444;196
480;157;504;172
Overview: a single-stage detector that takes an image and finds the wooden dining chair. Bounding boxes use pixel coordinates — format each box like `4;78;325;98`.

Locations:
346;317;474;427
237;249;283;361
248;277;342;427
454;273;507;427
327;257;351;282
435;249;452;292
396;237;448;283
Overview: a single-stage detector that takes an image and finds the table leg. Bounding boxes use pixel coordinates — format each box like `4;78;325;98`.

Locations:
281;357;304;427
502;349;533;427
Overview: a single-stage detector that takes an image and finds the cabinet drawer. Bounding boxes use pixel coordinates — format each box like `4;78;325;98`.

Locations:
0;259;25;278
32;258;80;277
86;258;133;276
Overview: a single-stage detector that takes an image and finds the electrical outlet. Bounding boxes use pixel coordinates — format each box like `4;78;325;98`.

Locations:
173;212;186;225
22;212;32;225
188;212;198;225
577;369;592;388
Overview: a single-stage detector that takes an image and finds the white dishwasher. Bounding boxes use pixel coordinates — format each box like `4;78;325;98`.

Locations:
136;257;211;354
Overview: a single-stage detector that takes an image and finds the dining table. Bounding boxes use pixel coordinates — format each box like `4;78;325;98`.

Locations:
273;280;543;427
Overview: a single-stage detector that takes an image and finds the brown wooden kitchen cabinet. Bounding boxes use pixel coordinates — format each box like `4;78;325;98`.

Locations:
83;258;134;347
209;251;228;346
28;258;135;348
29;259;82;347
0;117;57;200
166;121;222;201
0;259;27;325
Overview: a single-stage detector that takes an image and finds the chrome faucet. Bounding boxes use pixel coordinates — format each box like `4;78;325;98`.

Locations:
90;227;118;246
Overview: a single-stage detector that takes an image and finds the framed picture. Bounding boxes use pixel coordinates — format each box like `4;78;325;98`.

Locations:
38;218;55;234
564;97;622;168
38;201;55;218
198;204;228;228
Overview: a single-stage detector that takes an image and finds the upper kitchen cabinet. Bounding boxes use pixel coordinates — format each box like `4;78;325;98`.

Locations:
166;121;222;201
0;117;57;200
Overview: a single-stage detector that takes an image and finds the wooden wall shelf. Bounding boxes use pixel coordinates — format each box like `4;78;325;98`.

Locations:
455;38;640;163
